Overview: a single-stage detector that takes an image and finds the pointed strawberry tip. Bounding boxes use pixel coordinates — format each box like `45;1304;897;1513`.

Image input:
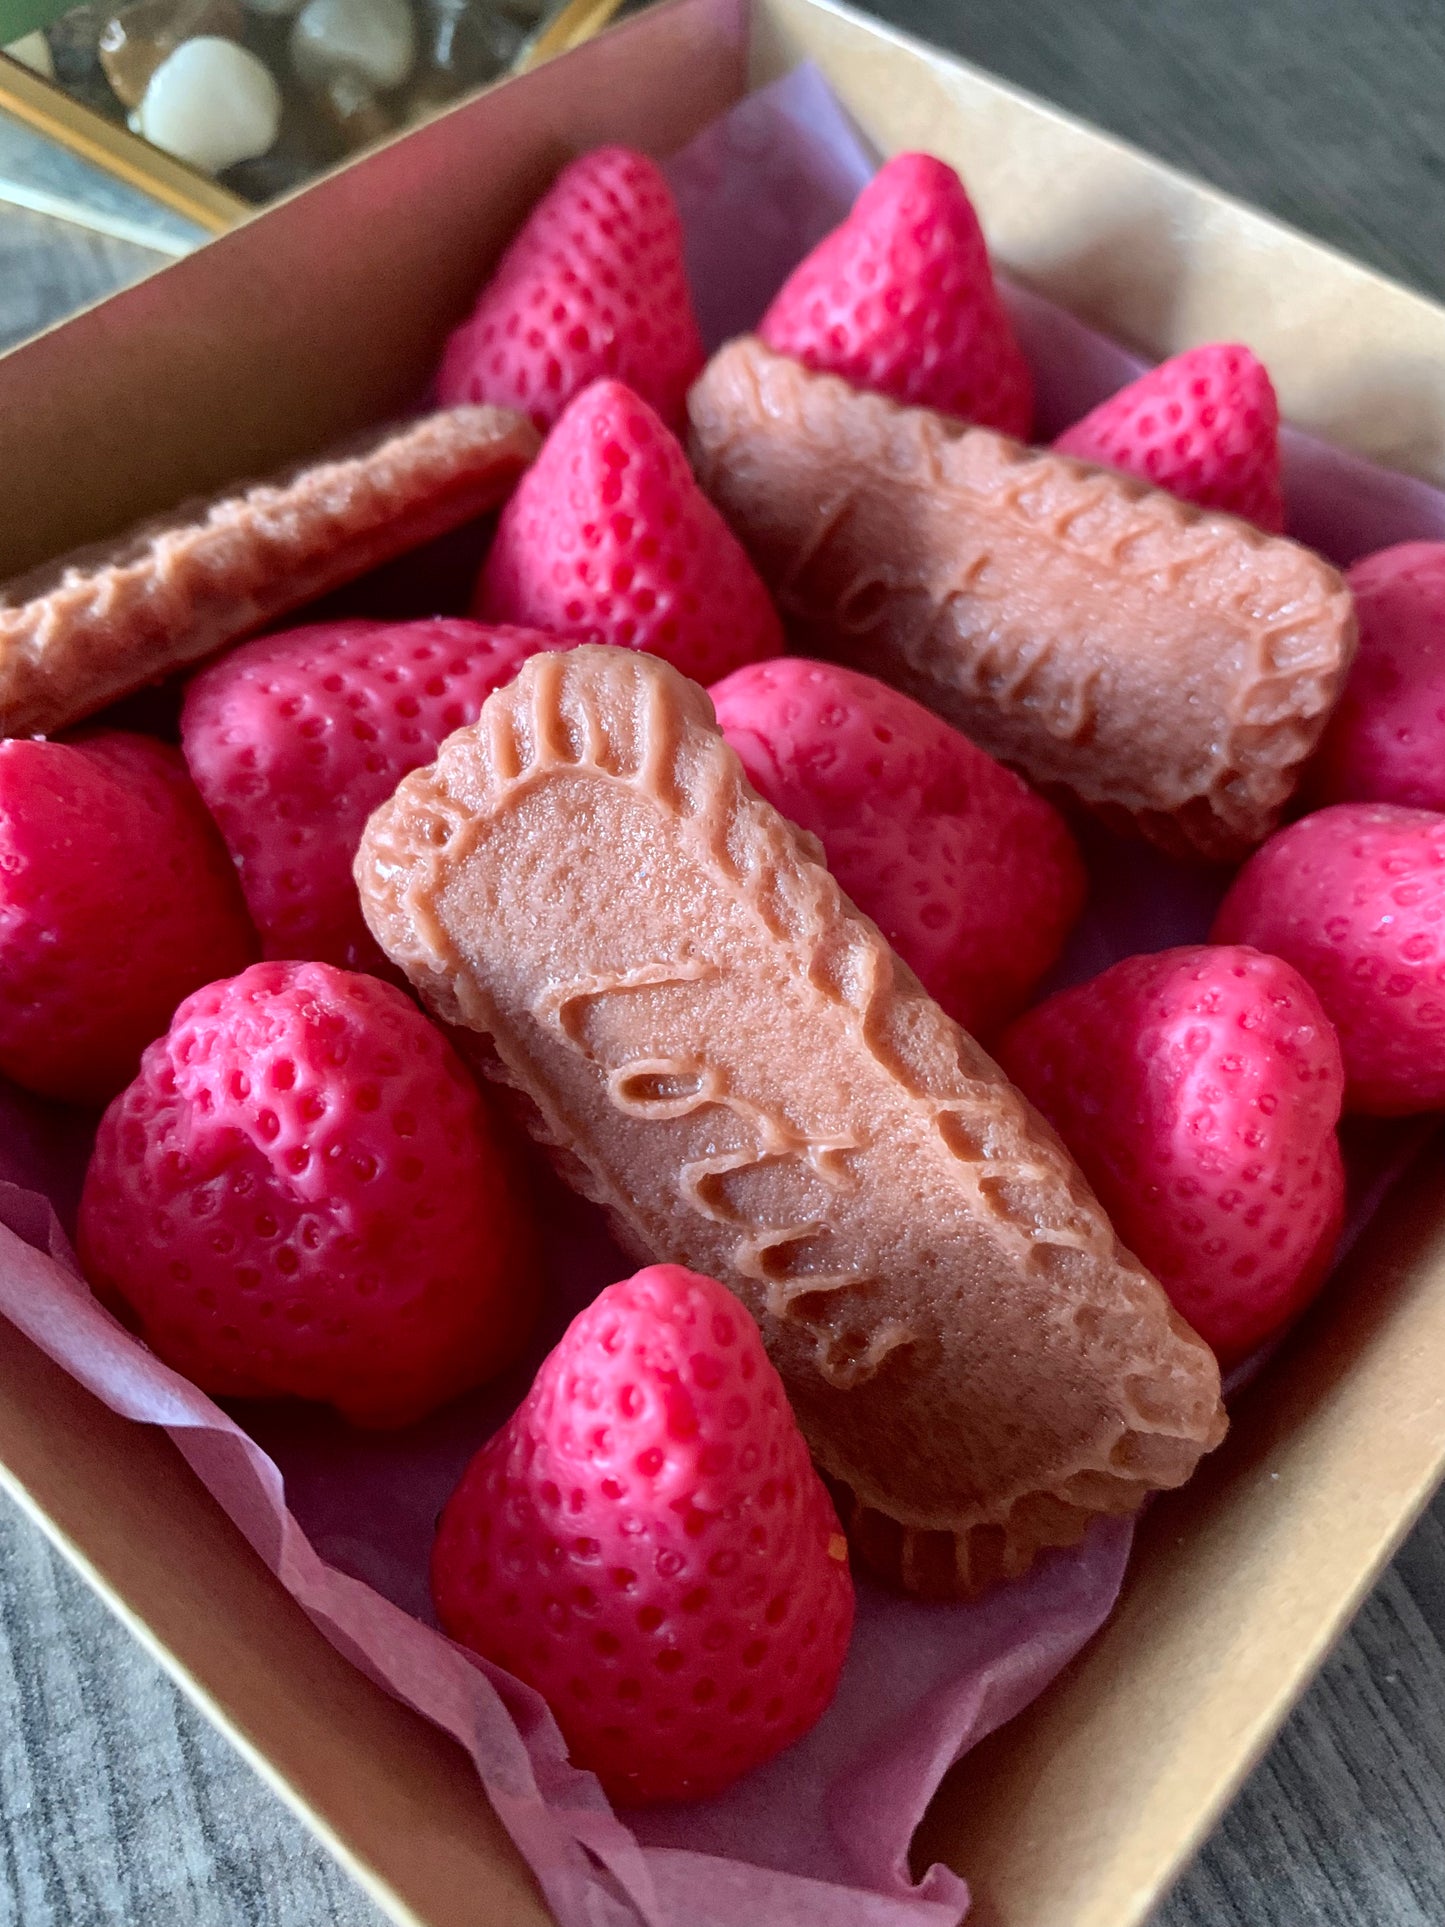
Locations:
1054;340;1283;529
758;150;1028;432
868;149;974;200
475;372;781;681
554;376;666;436
436;144;702;433
576;142;658;171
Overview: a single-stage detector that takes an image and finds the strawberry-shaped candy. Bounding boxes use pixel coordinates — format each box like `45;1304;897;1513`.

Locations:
757;152;1032;437
998;945;1345;1363
1313;543;1445;812
1054;343;1284;532
432;1263;854;1804
474;380;783;684
0;732;256;1105
1213;802;1445;1115
437;146;704;433
711;659;1085;1035
182;618;558;971
79;960;539;1426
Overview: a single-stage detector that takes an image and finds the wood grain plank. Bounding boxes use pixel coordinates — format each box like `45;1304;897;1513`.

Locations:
1161;1536;1445;1924
0;202;161;354
0;1498;384;1927
879;0;1445;309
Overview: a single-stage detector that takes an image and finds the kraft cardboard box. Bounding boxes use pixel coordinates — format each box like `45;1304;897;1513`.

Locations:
3;3;1445;1923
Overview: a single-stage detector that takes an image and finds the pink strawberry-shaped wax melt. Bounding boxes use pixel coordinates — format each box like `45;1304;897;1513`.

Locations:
999;944;1345;1363
1313;543;1445;812
758;150;1033;436
0;732;257;1105
1054;342;1284;532
182;617;559;971
79;959;540;1426
432;1263;855;1805
475;379;783;684
1213;802;1445;1116
711;659;1085;1036
438;146;704;434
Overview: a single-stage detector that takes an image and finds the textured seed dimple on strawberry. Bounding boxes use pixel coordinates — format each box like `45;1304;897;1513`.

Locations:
1053;342;1285;531
432;1263;854;1805
78;959;540;1427
1312;543;1445;812
0;732;257;1106
997;945;1345;1364
474;379;784;684
437;146;704;434
757;150;1033;436
1213;802;1445;1116
182;618;560;971
710;659;1085;1036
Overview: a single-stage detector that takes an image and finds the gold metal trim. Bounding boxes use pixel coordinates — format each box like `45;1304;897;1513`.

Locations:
0;53;250;232
516;0;630;71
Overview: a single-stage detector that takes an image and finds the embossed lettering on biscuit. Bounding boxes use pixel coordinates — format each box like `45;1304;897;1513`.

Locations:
356;644;1226;1596
687;336;1355;862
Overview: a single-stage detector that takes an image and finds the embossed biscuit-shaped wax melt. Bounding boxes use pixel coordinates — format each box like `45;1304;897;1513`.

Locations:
0;405;540;738
357;646;1225;1597
688;337;1356;862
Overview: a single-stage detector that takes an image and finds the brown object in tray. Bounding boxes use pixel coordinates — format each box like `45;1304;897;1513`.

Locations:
355;643;1226;1597
687;336;1356;863
0;404;540;738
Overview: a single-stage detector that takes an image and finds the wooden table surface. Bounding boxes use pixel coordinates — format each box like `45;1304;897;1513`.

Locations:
6;1;1445;1921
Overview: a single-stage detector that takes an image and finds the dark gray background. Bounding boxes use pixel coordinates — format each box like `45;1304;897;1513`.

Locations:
5;1;1445;1920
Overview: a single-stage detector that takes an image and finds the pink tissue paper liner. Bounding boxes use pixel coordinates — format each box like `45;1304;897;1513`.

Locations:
0;59;1441;1927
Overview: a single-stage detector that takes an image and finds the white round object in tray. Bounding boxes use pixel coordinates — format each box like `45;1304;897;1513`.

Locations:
136;35;282;173
289;0;416;92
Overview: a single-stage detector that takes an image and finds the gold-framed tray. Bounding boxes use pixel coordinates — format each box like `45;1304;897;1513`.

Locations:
0;0;631;230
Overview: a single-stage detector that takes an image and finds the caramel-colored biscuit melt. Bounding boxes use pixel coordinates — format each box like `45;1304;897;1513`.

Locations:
356;645;1225;1596
687;337;1355;862
0;405;540;737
